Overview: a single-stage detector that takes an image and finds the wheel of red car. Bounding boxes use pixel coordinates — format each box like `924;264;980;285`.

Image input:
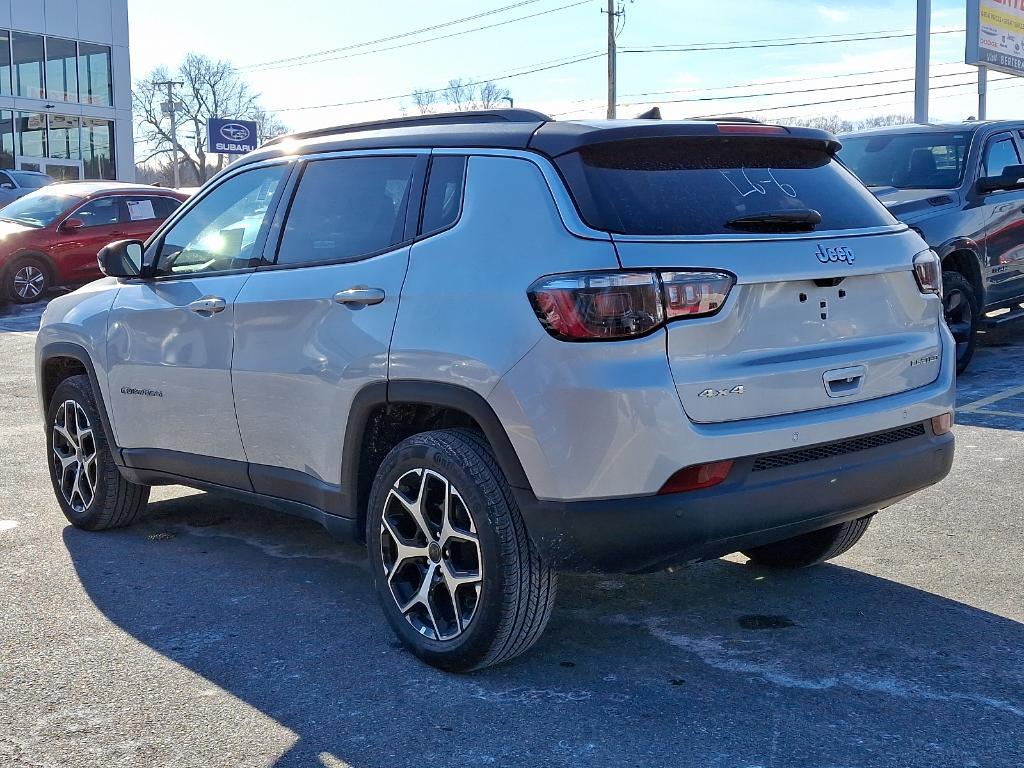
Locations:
5;255;51;304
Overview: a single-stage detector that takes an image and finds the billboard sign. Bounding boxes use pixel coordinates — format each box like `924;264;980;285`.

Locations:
967;0;1024;77
207;118;259;155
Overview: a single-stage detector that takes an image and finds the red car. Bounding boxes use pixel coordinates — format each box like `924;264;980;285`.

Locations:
0;182;188;304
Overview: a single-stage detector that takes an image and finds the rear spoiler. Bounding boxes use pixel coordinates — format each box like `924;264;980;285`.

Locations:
529;121;842;158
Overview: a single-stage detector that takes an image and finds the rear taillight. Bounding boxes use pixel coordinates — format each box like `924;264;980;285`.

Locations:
913;250;942;298
528;270;734;341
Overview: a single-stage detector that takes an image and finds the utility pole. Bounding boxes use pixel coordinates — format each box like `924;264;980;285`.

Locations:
605;0;624;119
156;80;183;187
978;65;988;120
913;0;931;124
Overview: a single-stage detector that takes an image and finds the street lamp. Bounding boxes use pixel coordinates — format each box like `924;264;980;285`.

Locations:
501;96;514;109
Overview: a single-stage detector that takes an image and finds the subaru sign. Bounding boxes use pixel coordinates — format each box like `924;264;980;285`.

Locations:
208;118;259;155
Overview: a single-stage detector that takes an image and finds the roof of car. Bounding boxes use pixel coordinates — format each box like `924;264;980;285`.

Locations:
841;120;1024;138
43;182;184;197
243;109;839;166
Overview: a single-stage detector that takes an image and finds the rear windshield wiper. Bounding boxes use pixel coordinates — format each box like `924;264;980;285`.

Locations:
725;209;822;232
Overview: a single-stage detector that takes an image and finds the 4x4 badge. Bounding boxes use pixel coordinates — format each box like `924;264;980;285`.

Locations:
698;385;746;398
816;244;855;264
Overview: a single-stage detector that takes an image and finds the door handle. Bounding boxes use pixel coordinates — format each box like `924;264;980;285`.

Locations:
188;296;227;315
334;286;385;307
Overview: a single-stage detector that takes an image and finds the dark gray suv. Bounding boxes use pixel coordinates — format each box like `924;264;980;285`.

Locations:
840;120;1024;372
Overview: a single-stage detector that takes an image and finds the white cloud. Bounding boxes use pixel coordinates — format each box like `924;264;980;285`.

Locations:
816;5;851;23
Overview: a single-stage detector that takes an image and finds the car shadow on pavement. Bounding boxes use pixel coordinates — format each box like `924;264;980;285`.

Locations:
63;492;1024;768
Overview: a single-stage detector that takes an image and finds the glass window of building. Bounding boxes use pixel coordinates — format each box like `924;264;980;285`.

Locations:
17;112;47;158
82;118;114;179
48;114;80;160
78;42;111;106
0;31;12;96
13;33;45;99
45;37;78;102
0;111;14;169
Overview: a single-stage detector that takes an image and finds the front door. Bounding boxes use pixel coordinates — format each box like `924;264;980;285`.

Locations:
105;163;291;486
979;132;1024;306
48;194;128;282
231;153;424;503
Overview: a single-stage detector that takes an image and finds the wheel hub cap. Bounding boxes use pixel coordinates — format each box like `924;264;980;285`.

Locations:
380;468;482;641
52;400;98;513
13;265;44;299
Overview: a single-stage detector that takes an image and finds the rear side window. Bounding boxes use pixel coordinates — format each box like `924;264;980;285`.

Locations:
420;155;466;236
154;196;183;218
984;137;1021;178
556;137;895;235
276;156;416;266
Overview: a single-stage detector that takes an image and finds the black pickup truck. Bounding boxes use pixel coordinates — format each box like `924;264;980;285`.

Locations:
840;120;1024;373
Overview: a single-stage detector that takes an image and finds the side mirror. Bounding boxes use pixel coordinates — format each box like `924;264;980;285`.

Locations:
97;239;145;279
978;164;1024;194
61;218;85;231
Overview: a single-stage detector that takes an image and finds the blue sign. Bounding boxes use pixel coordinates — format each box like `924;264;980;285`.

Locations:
207;118;259;155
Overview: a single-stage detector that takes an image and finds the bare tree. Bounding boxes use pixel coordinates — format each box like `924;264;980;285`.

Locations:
443;79;476;111
772;113;914;134
134;53;287;185
411;89;439;115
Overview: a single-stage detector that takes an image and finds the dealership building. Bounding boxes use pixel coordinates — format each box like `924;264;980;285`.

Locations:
0;0;131;182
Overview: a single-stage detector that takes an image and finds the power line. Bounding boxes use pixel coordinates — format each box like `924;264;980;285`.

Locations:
246;0;591;74
269;51;605;112
621;27;964;55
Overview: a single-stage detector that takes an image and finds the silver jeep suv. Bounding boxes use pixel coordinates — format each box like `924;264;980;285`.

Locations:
35;110;956;670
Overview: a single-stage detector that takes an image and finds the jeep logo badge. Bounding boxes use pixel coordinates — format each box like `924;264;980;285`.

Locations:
219;123;251;142
816;244;855;264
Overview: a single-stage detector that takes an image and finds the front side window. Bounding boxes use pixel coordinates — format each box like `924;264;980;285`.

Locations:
78;42;111;106
71;196;119;227
839;131;970;190
13;33;45;99
983;137;1022;179
155;165;287;277
45;37;78;102
275;156;415;266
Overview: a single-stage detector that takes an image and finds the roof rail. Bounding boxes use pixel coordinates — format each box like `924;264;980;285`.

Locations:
264;108;553;146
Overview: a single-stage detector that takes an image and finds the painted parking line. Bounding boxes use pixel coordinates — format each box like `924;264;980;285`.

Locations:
957;383;1024;413
962;409;1024;420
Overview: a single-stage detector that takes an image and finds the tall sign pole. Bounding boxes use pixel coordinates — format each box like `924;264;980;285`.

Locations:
914;0;931;124
978;65;988;120
156;80;183;187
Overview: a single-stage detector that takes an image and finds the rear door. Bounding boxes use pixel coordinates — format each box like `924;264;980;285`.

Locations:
118;194;179;241
231;152;424;501
555;134;942;424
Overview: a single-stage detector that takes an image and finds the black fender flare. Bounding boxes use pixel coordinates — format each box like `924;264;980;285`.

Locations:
934;236;985;304
37;341;122;465
339;380;536;521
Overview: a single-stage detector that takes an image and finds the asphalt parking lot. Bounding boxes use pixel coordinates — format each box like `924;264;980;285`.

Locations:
1;296;1022;768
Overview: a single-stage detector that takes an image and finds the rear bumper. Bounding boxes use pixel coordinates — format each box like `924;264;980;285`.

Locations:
515;422;954;573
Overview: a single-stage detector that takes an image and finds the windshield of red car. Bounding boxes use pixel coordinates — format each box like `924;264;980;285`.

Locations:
0;189;83;228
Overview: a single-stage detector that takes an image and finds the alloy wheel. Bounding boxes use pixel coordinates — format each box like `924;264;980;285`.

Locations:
52;399;98;513
13;264;45;300
380;468;482;641
944;287;973;364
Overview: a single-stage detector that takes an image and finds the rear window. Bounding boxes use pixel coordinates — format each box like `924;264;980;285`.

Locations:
556;137;895;236
839;131;970;189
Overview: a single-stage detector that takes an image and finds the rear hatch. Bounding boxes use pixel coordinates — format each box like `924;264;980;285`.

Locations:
554;129;943;423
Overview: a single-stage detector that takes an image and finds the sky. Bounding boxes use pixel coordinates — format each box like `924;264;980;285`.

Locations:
126;0;1022;140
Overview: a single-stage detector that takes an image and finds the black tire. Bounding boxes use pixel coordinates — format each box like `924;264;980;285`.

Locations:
942;271;979;375
741;515;873;569
46;375;150;530
5;255;51;304
367;428;557;671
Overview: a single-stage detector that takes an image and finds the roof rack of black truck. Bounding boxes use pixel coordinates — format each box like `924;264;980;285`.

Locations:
264;109;554;146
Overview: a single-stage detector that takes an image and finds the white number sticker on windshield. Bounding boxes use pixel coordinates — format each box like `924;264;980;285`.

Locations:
720;168;798;198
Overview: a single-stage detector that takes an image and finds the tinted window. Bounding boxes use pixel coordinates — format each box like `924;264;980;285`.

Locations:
0;31;12;96
45;36;78;102
421;155;466;235
155;165;286;277
82;118;115;180
78;42;111;106
48;114;80;160
839;132;969;189
153;196;183;218
72;196;119;227
276;156;415;265
12;33;45;99
17;112;46;157
984;137;1021;178
557;138;894;236
10;171;50;189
